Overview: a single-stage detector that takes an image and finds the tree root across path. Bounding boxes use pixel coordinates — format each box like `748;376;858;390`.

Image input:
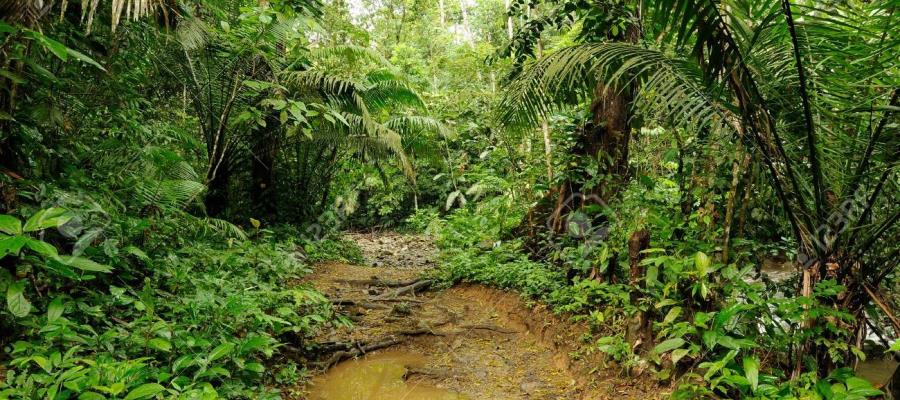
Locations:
373;279;432;300
312;319;518;368
310;273;515;370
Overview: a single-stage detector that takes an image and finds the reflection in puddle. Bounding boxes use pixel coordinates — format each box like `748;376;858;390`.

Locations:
307;351;468;400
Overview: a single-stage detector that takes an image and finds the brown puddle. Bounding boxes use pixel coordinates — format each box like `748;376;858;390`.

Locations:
307;351;468;400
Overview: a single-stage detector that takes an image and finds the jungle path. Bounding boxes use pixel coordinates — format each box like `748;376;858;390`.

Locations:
301;232;659;400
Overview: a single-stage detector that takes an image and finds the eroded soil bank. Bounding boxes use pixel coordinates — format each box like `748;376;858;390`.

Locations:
300;232;661;399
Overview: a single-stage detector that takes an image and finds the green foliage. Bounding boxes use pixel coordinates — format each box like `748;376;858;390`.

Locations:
301;236;365;265
0;227;336;399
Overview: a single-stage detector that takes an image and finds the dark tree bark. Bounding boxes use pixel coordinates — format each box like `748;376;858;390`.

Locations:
585;80;634;201
251;120;280;220
626;229;652;354
205;157;231;218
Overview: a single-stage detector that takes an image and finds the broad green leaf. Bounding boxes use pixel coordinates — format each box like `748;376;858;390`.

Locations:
173;355;196;372
744;356;759;391
66;48;106;71
24;58;56;81
47;296;65;322
845;377;878;392
31;355;52;373
0;235;27;258
244;362;265;373
77;392;107;400
889;341;900;352
25;238;59;257
239;336;269;354
695;251;710;275
23;208;72;232
663;306;682;324
0;215;21;235
38;35;69;61
148;338;172;352
0;69;25;84
702;330;717;349
717;335;741;350
6;280;32;318
208;343;235;362
671;348;690;364
123;383;165;400
124;246;150;261
55;256;113;273
653;338;685;354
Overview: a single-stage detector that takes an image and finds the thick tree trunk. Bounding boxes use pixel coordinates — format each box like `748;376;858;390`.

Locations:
585;81;633;201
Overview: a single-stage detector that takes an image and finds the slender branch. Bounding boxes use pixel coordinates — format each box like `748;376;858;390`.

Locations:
781;0;824;224
854;209;900;259
845;88;899;200
863;284;900;334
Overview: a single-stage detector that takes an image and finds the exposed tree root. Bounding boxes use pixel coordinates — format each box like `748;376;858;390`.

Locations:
333;277;423;287
315;337;406;369
373;279;433;300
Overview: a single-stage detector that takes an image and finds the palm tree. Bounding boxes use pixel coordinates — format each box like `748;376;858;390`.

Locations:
279;46;447;222
499;0;898;373
499;0;646;249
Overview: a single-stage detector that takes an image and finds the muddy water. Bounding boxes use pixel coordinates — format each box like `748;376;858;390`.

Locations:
307;351;468;400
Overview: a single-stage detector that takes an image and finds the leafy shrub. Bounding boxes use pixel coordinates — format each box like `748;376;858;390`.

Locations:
1;208;337;398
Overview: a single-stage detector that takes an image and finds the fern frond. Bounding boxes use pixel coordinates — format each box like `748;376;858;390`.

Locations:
202;217;248;240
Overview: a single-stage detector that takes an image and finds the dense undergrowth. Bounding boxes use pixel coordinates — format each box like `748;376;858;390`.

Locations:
428;177;886;399
0;196;356;398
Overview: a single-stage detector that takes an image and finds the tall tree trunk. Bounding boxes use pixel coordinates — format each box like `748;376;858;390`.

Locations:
722;145;750;263
459;0;474;49
536;40;553;182
505;0;513;40
585;80;633;202
251;125;279;221
205;125;231;217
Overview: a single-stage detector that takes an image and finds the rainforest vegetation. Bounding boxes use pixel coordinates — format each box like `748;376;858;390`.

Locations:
0;0;898;398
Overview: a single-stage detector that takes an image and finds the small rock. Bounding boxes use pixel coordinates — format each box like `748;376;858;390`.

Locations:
520;381;543;394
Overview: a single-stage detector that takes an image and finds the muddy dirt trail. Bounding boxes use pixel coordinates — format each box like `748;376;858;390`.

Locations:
301;232;660;400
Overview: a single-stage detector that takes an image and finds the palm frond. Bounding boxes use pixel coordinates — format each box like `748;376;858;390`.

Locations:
497;42;737;137
309;44;392;66
362;80;425;111
201;217;248;240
